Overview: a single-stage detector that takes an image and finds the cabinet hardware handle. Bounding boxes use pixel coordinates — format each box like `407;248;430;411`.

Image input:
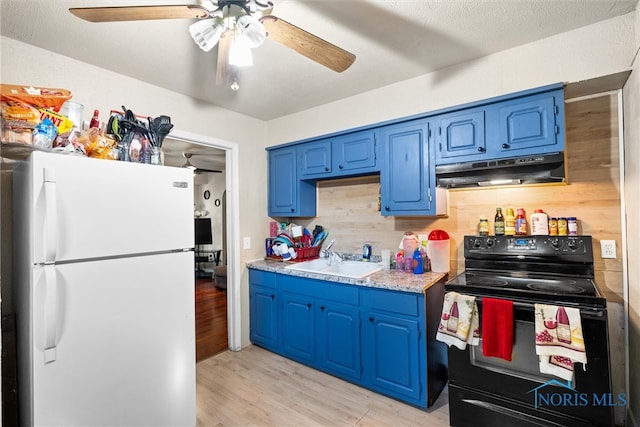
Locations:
325;167;329;171
320;306;325;310
502;143;510;149
369;316;374;322
477;147;485;152
307;303;312;308
385;206;390;211
290;208;294;212
270;294;275;299
339;164;344;169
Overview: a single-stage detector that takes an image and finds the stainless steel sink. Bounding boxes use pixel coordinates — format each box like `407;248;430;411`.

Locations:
285;259;382;279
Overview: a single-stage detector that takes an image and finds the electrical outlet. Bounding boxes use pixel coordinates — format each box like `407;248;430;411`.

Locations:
207;253;214;262
600;240;616;259
243;237;251;249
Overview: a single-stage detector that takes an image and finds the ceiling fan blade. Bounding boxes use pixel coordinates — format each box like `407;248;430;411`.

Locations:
195;168;223;174
216;30;237;85
260;15;355;73
69;5;211;23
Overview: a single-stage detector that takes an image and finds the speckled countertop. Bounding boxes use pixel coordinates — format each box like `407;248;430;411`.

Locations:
246;258;447;294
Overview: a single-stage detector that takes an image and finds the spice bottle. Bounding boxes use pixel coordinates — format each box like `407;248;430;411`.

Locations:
494;208;505;236
549;218;558;236
530;209;549;235
478;218;489;236
568;217;578;236
515;208;528;235
505;208;516;236
558;217;568;236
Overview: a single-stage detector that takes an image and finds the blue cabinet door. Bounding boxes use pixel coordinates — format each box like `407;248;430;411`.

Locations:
436;108;486;163
379;119;435;216
332;130;377;175
497;90;564;155
317;303;361;381
268;147;317;217
281;293;316;364
249;285;278;350
364;312;421;402
268;147;297;216
299;139;332;178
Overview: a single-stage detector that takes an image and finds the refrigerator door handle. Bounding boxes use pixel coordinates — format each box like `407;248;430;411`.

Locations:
43;265;58;363
43;168;58;263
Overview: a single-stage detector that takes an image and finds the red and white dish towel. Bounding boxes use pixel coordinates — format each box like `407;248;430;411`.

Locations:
436;292;480;350
534;304;587;382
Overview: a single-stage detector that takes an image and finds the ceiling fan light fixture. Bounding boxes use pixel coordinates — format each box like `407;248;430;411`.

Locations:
229;31;253;67
236;13;266;48
189;16;226;52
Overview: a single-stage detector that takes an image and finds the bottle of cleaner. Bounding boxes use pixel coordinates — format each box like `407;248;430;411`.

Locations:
515;208;527;235
530;209;549;235
505;208;516;236
412;248;423;274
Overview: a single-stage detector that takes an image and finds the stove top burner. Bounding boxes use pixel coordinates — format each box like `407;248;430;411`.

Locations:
465;274;509;287
525;280;584;294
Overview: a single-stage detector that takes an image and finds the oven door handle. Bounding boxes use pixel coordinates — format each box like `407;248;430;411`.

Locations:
476;297;606;320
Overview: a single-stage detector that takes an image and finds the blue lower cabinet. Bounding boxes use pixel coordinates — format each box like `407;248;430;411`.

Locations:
281;292;316;364
363;312;421;402
249;270;278;351
248;269;447;408
317;302;361;381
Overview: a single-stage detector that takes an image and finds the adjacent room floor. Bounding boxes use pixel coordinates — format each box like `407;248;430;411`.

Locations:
196;345;450;426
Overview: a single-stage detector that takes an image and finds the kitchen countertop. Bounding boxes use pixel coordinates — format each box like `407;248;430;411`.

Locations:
246;258;447;294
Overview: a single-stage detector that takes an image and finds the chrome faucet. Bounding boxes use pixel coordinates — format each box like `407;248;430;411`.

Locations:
321;239;342;265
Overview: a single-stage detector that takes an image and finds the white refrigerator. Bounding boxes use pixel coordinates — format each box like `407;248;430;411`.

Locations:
12;151;196;426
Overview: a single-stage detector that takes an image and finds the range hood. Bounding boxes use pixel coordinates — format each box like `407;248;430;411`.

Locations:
435;153;566;189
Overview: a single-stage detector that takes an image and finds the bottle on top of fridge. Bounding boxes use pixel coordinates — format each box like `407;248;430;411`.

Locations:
505;208;516;236
494;208;505;236
530;209;549;235
515;208;528;235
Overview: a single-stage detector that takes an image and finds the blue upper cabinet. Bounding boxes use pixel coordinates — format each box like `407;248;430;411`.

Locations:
268;147;316;217
299;138;332;177
495;89;564;156
298;130;377;179
332;130;377;175
379;118;437;216
436;86;565;165
435;107;486;164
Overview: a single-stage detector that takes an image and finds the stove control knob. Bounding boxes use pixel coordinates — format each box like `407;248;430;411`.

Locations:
486;238;495;247
567;239;577;250
550;238;561;248
473;239;482;248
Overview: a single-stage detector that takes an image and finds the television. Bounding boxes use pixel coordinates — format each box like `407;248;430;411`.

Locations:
194;218;213;245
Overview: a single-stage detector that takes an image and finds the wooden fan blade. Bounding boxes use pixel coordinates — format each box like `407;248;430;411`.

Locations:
260;15;355;73
69;5;211;23
216;30;238;85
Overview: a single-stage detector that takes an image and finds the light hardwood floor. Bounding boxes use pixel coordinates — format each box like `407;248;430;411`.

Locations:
196;345;450;426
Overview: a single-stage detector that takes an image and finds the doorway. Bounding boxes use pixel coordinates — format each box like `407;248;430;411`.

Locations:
161;130;241;352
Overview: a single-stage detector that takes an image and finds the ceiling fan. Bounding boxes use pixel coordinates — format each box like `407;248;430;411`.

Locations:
181;153;223;173
69;1;356;89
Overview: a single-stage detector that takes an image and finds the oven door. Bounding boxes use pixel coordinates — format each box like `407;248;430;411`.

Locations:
447;299;613;427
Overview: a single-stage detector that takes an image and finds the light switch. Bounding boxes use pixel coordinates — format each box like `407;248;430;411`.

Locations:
600;240;616;259
243;237;251;249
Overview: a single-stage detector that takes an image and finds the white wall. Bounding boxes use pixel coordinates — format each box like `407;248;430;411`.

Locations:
623;7;640;427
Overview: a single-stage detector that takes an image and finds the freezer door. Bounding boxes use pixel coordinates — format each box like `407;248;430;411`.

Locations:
29;252;195;427
27;151;194;263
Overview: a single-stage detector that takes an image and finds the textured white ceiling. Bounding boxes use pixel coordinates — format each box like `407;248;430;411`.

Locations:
2;0;637;122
